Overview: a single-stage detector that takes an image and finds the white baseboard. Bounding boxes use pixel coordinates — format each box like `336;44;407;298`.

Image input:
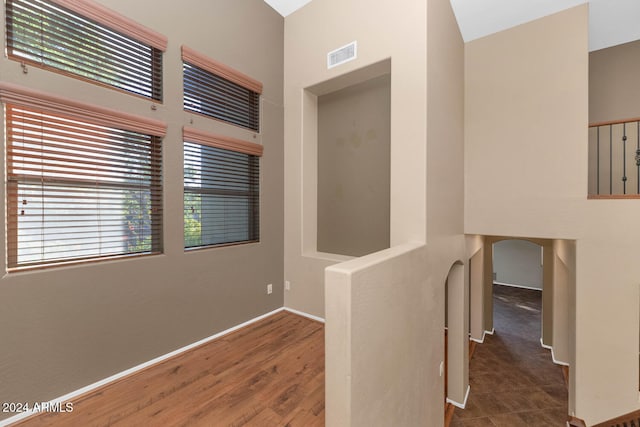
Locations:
0;307;287;427
540;338;570;367
494;281;542;292
551;350;570;366
447;385;471;409
470;327;495;343
284;307;325;323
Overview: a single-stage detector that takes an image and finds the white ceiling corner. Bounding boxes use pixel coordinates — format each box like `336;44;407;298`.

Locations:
264;0;640;52
263;0;312;17
449;0;640;51
449;0;588;43
588;0;640;51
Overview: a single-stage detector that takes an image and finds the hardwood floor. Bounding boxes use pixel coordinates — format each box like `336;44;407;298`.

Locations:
12;311;325;427
451;285;568;427
9;286;567;427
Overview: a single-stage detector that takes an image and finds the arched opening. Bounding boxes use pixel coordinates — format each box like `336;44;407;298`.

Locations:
444;261;469;408
493;239;544;340
469;247;484;343
482;237;554;347
456;236;575;424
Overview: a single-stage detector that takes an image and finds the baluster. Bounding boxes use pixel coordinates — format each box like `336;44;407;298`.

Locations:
623;123;627;195
610;125;613;195
597;126;600;195
637;121;640;195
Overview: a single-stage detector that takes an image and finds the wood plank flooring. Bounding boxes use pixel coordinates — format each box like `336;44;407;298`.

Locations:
451;285;568;427
12;311;324;427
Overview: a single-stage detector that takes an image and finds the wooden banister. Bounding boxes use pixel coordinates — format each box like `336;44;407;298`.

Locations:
589;116;640;128
588;195;640;200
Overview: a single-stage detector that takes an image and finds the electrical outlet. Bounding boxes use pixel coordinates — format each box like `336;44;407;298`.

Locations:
439;361;444;377
285;280;290;291
267;284;273;295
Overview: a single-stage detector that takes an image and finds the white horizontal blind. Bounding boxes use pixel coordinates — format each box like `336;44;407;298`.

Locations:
6;104;163;268
184;142;259;248
5;0;163;100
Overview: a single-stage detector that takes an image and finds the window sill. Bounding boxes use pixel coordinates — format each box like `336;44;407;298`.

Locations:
7;252;163;274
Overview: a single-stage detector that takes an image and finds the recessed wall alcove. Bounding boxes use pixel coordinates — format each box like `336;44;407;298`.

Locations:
302;59;391;258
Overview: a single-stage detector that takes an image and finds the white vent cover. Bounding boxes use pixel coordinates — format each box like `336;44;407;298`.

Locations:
327;41;357;69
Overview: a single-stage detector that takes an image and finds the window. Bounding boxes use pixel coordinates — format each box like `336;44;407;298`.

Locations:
3;85;165;269
5;0;166;100
182;46;261;131
183;128;262;249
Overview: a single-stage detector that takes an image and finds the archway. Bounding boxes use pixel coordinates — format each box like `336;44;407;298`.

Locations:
445;261;469;408
482;237;554;347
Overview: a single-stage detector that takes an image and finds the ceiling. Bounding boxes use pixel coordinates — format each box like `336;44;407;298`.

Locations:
263;0;640;52
263;0;311;17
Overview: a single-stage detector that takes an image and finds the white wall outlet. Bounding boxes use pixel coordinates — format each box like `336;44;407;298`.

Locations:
439;361;444;377
285;280;290;291
267;284;273;295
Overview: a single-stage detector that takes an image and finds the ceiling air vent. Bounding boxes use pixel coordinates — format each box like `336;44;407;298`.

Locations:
327;41;357;69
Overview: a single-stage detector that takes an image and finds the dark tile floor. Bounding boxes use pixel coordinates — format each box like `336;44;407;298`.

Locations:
451;285;568;427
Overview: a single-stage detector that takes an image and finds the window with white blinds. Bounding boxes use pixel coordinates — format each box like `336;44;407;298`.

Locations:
183;129;261;249
6;103;163;269
5;0;166;100
182;46;262;132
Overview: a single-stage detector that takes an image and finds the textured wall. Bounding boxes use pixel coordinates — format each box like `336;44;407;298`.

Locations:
465;5;640;423
283;0;429;318
325;243;429;426
0;0;284;417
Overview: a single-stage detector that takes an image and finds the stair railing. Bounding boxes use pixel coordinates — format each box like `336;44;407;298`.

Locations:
589;117;640;198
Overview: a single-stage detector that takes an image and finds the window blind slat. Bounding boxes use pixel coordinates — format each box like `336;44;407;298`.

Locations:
183;62;259;131
48;0;167;51
10;8;157;70
6;0;163;101
183;142;259;249
6;104;163;269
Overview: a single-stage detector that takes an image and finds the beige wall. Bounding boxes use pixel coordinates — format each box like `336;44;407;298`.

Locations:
467;235;485;342
542;242;555;348
590;39;640;124
284;0;430;318
465;5;640;423
426;0;467;411
552;239;577;412
317;74;391;257
552;241;575;366
446;262;468;406
288;0;465;423
325;243;429;426
465;7;588;233
0;0;284;417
